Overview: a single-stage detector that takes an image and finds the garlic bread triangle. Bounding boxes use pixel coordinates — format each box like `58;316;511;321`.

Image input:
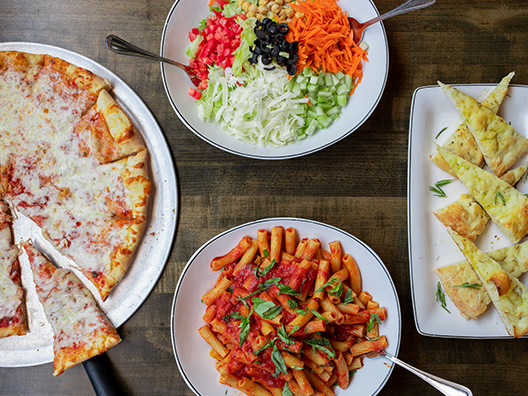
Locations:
431;72;514;177
438;146;528;243
447;227;528;337
438;80;528;177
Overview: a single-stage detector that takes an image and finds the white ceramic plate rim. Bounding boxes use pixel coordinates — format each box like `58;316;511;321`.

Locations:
160;0;389;160
171;217;401;396
0;42;178;366
408;83;528;339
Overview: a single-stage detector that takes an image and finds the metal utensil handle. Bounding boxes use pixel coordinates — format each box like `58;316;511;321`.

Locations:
382;352;472;396
105;34;182;67
83;354;123;396
363;0;436;29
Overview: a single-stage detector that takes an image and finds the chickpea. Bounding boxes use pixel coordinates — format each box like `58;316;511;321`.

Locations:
256;13;265;20
270;3;281;14
274;0;284;5
257;5;266;14
248;3;258;12
238;0;244;5
259;0;269;6
285;7;294;18
242;1;251;11
295;11;304;18
247;10;257;18
279;9;287;18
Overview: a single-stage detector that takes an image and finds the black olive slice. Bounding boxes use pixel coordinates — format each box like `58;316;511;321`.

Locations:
277;23;289;35
276;55;287;66
261;53;273;65
289;41;299;53
287;64;297;75
287;54;299;64
271;45;280;58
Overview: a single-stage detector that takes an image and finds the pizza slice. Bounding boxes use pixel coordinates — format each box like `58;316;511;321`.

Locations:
438;80;528;177
74;89;145;165
438;146;528;243
0;201;27;338
431;72;514;177
17;54;110;162
435;240;528;320
22;240;121;375
36;208;146;301
447;228;528;337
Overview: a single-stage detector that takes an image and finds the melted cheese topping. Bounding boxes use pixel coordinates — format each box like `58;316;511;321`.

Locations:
0;217;22;319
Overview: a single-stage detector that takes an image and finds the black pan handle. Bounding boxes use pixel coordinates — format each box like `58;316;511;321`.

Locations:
82;353;123;396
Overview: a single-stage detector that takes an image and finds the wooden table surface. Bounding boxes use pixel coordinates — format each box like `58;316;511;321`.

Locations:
2;0;528;395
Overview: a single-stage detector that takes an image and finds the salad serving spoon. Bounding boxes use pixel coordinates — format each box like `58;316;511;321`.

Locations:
369;348;473;396
105;35;201;87
348;0;436;44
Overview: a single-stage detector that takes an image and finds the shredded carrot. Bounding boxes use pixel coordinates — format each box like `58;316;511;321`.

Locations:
285;0;368;94
208;0;215;6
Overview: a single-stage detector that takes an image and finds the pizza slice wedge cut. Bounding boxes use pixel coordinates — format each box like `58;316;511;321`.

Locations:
431;72;514;177
35;207;146;302
447;228;528;337
438;80;528;177
0;201;27;338
22;240;120;375
438;146;528;243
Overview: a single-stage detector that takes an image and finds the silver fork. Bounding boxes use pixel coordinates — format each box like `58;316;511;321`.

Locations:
374;349;473;396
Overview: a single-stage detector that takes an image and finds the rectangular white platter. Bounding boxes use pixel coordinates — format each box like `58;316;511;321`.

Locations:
408;82;528;338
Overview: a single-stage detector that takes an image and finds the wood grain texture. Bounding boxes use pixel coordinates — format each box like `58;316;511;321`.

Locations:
2;0;528;395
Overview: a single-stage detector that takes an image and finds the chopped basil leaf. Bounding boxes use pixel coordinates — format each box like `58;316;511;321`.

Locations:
329;281;343;298
253;298;283;320
254;338;275;355
311;310;328;323
288;299;298;309
271;344;288;377
278;325;295;345
314;278;338;294
282;381;294;396
302;337;335;359
277;284;301;296
366;313;382;332
435;282;451;314
239;308;253;346
342;289;354;304
295;308;308;315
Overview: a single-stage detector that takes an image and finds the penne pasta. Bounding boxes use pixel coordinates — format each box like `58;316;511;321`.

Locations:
199;226;388;396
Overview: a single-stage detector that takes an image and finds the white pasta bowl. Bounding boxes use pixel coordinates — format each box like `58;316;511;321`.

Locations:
160;0;389;159
171;217;401;396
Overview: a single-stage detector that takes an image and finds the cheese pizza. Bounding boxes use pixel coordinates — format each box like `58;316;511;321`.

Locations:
0;47;150;369
0;50;150;305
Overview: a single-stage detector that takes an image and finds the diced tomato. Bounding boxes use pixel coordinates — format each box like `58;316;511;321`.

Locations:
186;9;246;92
188;87;202;100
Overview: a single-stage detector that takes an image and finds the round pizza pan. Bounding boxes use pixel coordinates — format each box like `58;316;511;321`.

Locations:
0;42;178;367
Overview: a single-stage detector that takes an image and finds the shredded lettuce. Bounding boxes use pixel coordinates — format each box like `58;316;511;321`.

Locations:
196;60;310;147
232;17;257;77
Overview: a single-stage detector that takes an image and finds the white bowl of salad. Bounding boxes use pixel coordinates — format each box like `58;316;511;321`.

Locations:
161;0;389;159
